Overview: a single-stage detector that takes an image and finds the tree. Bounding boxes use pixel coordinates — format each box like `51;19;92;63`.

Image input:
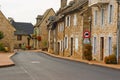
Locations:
0;31;4;40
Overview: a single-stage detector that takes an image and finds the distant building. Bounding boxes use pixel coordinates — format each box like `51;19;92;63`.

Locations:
34;8;55;49
9;18;34;49
0;11;16;52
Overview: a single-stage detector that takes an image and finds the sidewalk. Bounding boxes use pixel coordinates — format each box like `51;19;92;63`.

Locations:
34;50;120;70
0;52;15;67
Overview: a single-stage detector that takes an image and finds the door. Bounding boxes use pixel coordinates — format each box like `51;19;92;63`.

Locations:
27;38;30;46
100;37;104;61
58;42;60;55
71;38;73;56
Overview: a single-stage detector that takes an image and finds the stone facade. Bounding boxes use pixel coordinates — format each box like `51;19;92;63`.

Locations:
90;0;118;61
9;19;34;49
55;0;90;59
14;35;33;49
0;11;15;52
34;8;55;49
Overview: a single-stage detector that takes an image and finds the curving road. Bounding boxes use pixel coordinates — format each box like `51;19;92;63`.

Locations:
0;51;120;80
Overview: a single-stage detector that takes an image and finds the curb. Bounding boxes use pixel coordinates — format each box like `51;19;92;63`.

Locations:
38;51;120;70
0;64;15;68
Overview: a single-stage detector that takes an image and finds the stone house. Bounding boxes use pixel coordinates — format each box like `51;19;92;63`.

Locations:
47;16;57;53
54;0;91;58
89;0;120;62
34;8;55;49
0;11;16;52
9;18;34;49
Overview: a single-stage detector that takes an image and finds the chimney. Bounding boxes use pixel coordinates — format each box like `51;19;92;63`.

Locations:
74;0;78;3
36;15;43;24
8;17;14;24
61;0;67;8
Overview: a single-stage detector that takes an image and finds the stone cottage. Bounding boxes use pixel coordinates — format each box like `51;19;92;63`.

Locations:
9;18;34;49
89;0;120;62
0;11;16;52
34;8;55;49
51;0;91;59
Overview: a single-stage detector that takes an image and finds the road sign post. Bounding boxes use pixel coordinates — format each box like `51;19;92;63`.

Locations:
83;31;91;44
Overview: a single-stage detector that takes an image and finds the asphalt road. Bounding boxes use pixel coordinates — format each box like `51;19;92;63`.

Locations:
0;51;120;80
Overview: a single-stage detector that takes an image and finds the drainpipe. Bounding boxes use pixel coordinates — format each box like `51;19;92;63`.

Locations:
117;0;120;64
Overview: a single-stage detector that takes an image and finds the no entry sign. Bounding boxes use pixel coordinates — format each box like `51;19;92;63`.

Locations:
83;31;91;38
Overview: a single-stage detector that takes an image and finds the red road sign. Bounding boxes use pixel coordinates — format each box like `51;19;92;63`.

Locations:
83;31;91;38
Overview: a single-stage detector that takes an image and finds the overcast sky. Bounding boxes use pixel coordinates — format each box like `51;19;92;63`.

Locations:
0;0;71;25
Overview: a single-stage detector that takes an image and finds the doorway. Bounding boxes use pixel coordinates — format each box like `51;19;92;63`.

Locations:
71;38;73;56
58;42;60;55
100;37;104;61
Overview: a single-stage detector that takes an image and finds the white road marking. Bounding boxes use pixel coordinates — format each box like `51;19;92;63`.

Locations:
31;61;40;64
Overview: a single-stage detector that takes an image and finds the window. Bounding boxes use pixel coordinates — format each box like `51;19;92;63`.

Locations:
75;38;78;50
73;14;77;26
65;37;68;49
94;10;97;25
58;23;64;32
108;5;113;23
66;16;71;27
17;35;22;41
108;37;112;55
61;41;63;51
93;37;97;54
101;8;104;26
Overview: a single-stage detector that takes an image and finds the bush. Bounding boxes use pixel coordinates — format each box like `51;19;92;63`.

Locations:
26;46;31;50
0;43;5;51
0;31;4;40
4;47;9;52
83;44;92;61
42;48;48;51
104;54;117;64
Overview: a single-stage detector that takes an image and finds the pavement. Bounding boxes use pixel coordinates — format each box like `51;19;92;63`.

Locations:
0;49;120;70
0;52;15;67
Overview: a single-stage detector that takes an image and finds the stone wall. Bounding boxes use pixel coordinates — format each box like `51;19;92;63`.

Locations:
91;0;118;61
0;11;15;52
39;9;55;49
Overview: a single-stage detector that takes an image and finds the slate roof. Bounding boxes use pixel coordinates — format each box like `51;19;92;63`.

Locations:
57;0;88;15
11;21;34;35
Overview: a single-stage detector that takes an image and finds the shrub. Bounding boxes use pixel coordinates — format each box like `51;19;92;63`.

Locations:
4;47;9;52
0;31;4;40
83;44;92;61
104;54;117;64
0;43;5;51
43;41;47;48
26;46;31;50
